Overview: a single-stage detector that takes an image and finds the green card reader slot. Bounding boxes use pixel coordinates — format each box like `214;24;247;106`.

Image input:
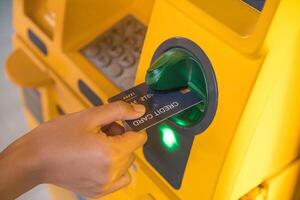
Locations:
146;48;209;127
143;38;218;189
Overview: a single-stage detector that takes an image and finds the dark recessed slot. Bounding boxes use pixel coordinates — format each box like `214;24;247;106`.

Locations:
78;80;103;106
242;0;266;11
144;123;194;189
23;88;43;123
28;29;48;55
56;105;65;115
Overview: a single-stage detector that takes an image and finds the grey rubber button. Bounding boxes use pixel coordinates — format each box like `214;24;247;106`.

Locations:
123;37;136;47
107;65;123;77
110;33;122;45
108;45;123;57
81;15;147;90
135;28;146;43
102;35;113;46
121;76;135;90
119;53;135;68
111;27;124;36
132;45;141;57
94;54;111;68
85;46;100;57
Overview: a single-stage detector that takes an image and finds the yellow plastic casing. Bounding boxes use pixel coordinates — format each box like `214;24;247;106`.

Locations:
12;0;154;106
7;0;300;199
136;0;300;199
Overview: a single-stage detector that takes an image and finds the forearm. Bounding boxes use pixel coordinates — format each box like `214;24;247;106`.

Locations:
0;135;42;200
0;102;146;198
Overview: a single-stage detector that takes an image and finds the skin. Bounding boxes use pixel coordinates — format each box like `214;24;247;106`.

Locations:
0;101;147;199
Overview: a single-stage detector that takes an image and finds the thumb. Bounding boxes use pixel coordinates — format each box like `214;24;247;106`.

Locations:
84;101;145;128
113;131;147;153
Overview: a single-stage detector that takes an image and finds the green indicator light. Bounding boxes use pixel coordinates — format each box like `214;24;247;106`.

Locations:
159;124;179;152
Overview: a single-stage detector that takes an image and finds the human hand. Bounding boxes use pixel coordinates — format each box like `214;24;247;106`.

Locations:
0;101;146;199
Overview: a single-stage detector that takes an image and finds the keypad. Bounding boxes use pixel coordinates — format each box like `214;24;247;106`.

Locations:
81;15;147;90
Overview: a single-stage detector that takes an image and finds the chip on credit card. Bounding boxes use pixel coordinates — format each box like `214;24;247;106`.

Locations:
108;82;203;132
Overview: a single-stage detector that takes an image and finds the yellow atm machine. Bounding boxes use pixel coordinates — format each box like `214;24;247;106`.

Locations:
5;0;300;199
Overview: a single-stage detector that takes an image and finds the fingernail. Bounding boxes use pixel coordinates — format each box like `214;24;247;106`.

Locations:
133;104;145;113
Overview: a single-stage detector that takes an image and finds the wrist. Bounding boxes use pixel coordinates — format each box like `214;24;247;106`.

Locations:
0;131;45;199
6;132;45;185
21;132;46;185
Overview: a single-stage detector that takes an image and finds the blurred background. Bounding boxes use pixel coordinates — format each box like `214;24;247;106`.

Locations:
0;0;50;199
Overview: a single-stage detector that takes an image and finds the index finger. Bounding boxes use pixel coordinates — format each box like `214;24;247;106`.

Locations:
84;101;145;129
